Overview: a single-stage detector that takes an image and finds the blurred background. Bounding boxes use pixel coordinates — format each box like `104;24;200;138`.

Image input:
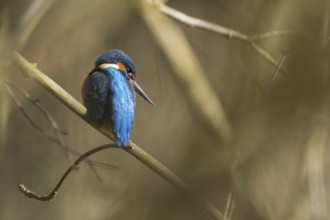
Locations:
1;0;330;219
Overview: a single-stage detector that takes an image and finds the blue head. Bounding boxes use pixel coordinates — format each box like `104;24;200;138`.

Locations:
96;50;153;105
96;50;135;75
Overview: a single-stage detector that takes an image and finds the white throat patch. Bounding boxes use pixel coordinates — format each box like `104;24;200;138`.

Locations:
98;63;119;70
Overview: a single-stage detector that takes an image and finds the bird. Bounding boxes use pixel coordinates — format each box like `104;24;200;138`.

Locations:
82;50;153;147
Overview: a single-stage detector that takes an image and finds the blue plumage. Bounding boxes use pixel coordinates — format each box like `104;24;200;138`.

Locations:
82;50;153;147
106;68;136;146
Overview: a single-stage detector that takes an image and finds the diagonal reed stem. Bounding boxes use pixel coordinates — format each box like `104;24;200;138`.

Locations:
12;51;224;220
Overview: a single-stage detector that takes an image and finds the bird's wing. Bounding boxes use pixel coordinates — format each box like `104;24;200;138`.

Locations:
83;71;109;120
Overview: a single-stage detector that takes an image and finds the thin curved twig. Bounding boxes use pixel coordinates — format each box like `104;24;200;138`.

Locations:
18;144;118;201
12;52;225;220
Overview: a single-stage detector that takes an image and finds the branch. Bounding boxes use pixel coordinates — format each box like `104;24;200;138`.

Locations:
12;52;225;220
155;2;289;73
158;3;249;42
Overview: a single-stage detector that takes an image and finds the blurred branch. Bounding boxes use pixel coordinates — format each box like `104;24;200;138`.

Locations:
223;191;235;220
12;52;225;220
0;5;11;157
18;144;117;201
256;49;299;92
305;113;328;220
0;0;54;58
4;82;118;176
250;30;310;41
4;82;67;137
1;0;53;153
305;5;330;220
153;2;289;73
16;0;55;50
266;53;288;91
139;1;232;142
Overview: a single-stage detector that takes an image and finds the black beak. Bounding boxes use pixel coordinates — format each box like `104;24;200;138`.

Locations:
130;79;154;105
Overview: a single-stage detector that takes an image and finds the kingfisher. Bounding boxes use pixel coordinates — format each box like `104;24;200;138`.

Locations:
82;50;153;147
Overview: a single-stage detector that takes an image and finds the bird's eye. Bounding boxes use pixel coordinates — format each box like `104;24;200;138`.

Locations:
128;72;135;80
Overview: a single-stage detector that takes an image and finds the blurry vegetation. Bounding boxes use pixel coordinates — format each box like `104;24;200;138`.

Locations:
1;0;330;220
